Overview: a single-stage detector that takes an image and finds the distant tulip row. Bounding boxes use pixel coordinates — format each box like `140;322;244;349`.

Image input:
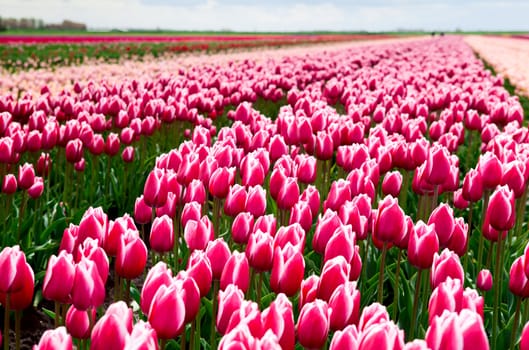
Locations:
1;35;529;349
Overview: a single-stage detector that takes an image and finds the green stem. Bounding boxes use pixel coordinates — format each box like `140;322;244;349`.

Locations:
477;231;485;272
15;310;21;350
211;280;219;349
124;279;131;305
17;191;27;243
392;249;402;321
431;186;439;216
377;242;388;303
248;268;255;300
257;272;263;306
4;294;9;350
160;339;167;349
54;300;60;327
399;171;410;212
409;269;423;341
510;297;523;350
492;235;505;350
181;327;186;350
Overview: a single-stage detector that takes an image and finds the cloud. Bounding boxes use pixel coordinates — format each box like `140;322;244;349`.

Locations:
0;0;527;31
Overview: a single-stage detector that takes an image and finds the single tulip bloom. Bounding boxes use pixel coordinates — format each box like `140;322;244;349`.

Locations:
116;229;147;279
276;177;300;210
149;214;174;253
329;281;361;330
90;302;131;350
184;216;214;252
408;221;439;269
477;269;493;292
18;162;35;190
217;284;245;335
33;327;73;350
382;171;403;197
318;255;350;302
485;185;515;232
143;168;168;208
246;230;274;272
373;195;406;245
148;282;186;339
186;250;213;297
246;185;267;217
42;251;75;303
297;299;330;349
231;212;254;245
209;167;235;199
65;305;95;339
206;238;231;280
261;293;295;350
125;321;158;350
140;262;173;315
220;251;250;293
357;320;405;350
428;203;455;247
510;257;529;298
430;249;464;290
270;243;305;297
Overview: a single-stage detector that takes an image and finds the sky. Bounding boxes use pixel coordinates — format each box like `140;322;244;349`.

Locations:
1;0;528;32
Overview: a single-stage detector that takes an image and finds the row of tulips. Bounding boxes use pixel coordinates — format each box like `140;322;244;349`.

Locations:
0;34;529;349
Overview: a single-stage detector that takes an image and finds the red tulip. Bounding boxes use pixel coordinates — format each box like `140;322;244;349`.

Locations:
33;327;72;350
408;221;439;269
42;251;75;303
149;282;186;339
425;144;451;186
116;229;147;279
297;299;330;349
220;251;250;293
149;214;174;253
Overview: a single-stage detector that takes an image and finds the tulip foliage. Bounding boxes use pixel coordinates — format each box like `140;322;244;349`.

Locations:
1;34;529;350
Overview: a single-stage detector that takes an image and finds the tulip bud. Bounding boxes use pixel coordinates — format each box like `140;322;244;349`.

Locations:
217;284;245;335
206;238;231;280
477;269;493;292
262;293;295;350
382;171;403;197
220;251;250;293
209;167;235;199
149;282;186;339
246;185;266;217
428;203;455;247
357;320;405;349
521;322;529;350
330;324;360;350
186;250;213;297
2;174;17;194
373;195;406;245
329;281;361;330
140;262;173;315
297;299;330;349
116;229;147;280
33;327;72;350
125;321;158;350
510;257;529;298
18;162;35;190
276;177;300;210
42;251;75;303
134;195;152;224
485;185;515;231
143;168;168;208
430;249;464;290
65;305;95;339
318;256;350;302
184;216;214;252
149;215;174;254
90;302;131;350
408;221;439;269
246;230;274;272
270;243;305;297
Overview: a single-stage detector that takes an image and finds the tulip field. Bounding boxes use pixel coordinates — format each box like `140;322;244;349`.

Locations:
2;33;529;349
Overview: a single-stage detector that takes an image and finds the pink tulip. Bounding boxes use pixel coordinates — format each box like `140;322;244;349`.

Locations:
276;177;300;210
478;152;503;190
134;195;152;224
121;146;135;163
428;203;455;247
408;221;439;269
246;185;267;217
2;174;17;194
104;214;137;257
33;327;72;350
324;224;356;264
65;305;95;339
425;309;489;350
521;322;529;350
125;321;158;350
231;212;254;245
261;293;295;350
42;251;75;303
297;299;330;349
184;215;214;252
357;320;405;350
270;243;305;297
318;256;350;302
324;179;352;212
0;246;31;294
149;214;174;253
65;139;83;163
373;195;406;245
425;144;451;186
116;229;147;279
312;209;342;254
90;302;131;350
140;262;173;315
220;251;250;293
186;250;213;297
71;258;105;310
143;168;168;208
329;281;361;330
510;257;529;298
430;249;464;290
382;171;403;197
76;237;109;284
217;284;245;335
485;185;515;231
77;207;108;249
246;230;274;272
174;272;201;323
209;167;235;199
18;162;35;190
149;282;186;339
477;269;493;292
206;238;231;280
